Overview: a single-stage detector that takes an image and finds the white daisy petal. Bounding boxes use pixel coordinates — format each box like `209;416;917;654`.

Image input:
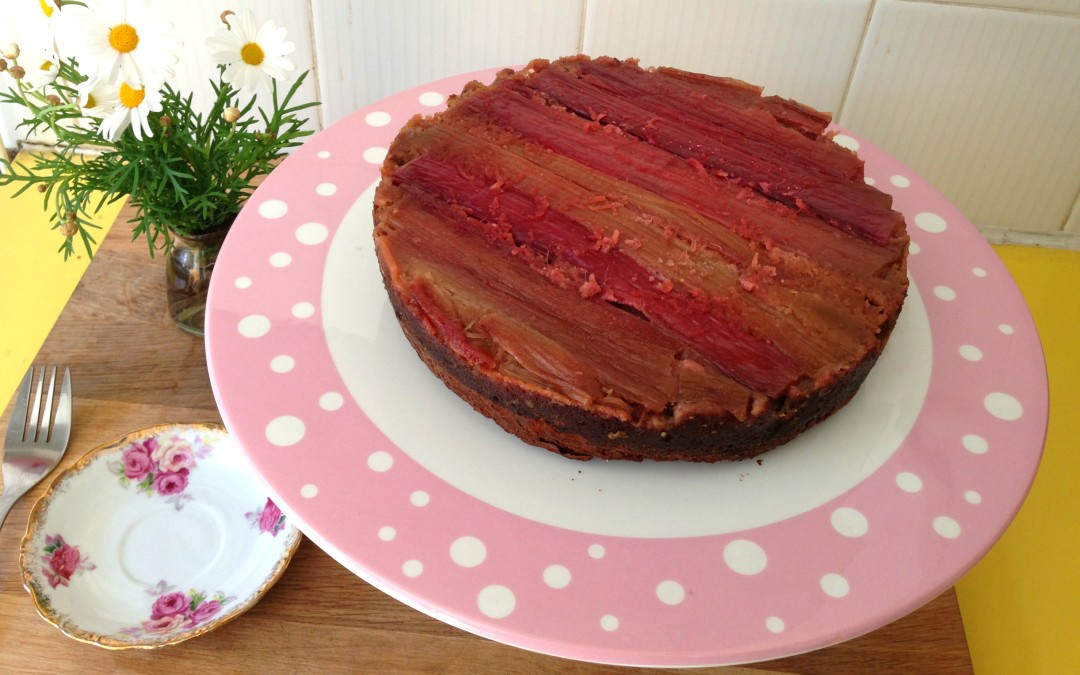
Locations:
57;0;182;88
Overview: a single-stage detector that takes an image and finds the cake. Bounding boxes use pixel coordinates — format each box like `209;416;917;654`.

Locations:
372;56;909;462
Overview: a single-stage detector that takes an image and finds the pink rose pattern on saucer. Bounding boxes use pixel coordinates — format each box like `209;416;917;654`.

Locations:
40;534;96;589
107;432;214;510
120;585;235;638
246;498;286;536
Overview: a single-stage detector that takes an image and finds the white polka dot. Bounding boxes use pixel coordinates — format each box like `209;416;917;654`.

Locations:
656;580;686;605
258;199;288;219
270;354;295;373
402;559;423;577
269;252;292;268
831;507;869;538
832;134;860;151
864;176;877;186
365;111;391;127
378;526;396;541
985;392;1023;421
588;544;606;559
543;565;572;589
973;267;987;278
914;212;947;233
450;536;487;568
477;585;515;619
295;222;329;245
897;471;923;492
909;241;921;255
723;539;767;575
999;323;1015;335
238;314;271;338
963;434;989;455
934;516;961;539
959;345;983;361
234;276;252;289
367;451;393;472
265;416;305;447
890;175;910;188
600;614;619;631
418;91;445;107
965;490;983;505
766;616;786;634
934;286;956;301
362;146;387;164
821;573;850;598
317;150;331;159
319;392;344;411
316;182;337;197
292;302;316;319
410;490;430;507
300;483;318;498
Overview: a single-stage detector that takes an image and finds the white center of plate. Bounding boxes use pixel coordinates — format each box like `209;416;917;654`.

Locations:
118;502;226;585
323;184;932;538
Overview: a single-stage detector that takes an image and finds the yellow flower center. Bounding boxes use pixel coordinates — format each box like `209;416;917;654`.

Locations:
240;42;265;66
85;94;97;109
108;23;139;53
119;82;145;109
38;0;54;18
40;59;54;71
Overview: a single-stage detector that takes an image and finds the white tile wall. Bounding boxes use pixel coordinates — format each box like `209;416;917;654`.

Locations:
310;0;585;127
2;0;1079;244
841;0;1080;236
581;0;874;114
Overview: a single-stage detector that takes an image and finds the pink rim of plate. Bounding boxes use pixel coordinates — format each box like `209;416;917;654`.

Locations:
205;68;1048;667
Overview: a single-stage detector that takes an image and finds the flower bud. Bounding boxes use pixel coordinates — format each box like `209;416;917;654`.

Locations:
45;94;61;106
37;183;48;193
0;58;7;72
1;43;19;59
8;65;25;80
159;114;172;127
222;107;241;123
60;217;78;238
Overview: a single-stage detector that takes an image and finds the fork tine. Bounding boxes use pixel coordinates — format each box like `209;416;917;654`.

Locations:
50;367;72;450
27;366;46;443
4;367;33;445
39;366;57;443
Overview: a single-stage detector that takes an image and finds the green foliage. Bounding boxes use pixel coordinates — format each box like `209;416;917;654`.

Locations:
1;57;317;259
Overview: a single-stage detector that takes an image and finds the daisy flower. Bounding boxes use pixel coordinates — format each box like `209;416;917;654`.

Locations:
56;0;181;88
19;46;60;89
2;1;59;87
77;79;119;118
98;81;161;141
206;9;295;93
38;1;59;21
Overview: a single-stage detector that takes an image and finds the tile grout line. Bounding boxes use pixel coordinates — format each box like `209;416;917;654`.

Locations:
577;0;590;55
305;0;326;131
835;0;878;124
895;0;1080;20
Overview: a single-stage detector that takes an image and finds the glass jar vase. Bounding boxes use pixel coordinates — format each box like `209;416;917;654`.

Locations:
165;227;229;336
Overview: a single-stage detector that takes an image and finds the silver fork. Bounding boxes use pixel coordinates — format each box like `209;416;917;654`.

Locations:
0;366;72;531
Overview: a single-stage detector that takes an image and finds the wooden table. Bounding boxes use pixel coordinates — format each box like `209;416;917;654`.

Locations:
0;206;972;673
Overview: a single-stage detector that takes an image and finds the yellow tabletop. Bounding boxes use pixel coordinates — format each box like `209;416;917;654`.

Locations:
956;244;1080;675
1;161;1077;671
0;154;123;404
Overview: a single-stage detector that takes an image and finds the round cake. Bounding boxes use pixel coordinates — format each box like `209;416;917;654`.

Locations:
373;56;909;462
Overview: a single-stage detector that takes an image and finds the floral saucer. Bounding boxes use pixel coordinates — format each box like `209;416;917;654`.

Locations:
19;423;302;649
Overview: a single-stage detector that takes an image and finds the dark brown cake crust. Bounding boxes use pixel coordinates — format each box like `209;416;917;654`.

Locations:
373;56;909;462
385;277;896;462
